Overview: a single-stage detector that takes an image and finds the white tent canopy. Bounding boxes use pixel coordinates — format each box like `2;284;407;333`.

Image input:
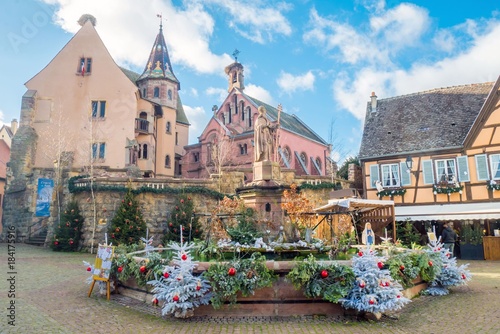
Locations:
395;202;500;221
314;198;395;213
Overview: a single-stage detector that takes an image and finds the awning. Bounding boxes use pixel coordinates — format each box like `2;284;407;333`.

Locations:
315;198;395;213
395;202;500;221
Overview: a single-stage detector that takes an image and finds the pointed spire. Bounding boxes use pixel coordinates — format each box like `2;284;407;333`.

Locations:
138;16;179;88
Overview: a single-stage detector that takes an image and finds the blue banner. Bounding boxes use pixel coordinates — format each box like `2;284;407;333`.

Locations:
36;178;54;217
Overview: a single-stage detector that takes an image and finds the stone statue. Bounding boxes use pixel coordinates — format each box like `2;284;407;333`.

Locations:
254;106;278;162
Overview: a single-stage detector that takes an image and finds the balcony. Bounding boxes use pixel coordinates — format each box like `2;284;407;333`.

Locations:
135;118;149;134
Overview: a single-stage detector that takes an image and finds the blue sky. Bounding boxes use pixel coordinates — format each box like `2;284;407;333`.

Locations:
1;1;500;164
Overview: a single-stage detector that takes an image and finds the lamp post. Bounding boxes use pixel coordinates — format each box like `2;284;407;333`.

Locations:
405;156;413;171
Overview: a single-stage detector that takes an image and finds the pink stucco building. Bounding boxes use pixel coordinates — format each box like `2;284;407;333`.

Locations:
182;61;332;182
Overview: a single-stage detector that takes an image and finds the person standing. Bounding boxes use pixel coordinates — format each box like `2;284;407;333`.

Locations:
441;222;457;255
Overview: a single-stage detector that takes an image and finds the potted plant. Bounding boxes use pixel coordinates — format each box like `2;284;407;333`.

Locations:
460;222;484;260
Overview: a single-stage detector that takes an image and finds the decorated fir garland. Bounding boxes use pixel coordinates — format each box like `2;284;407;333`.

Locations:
487;180;500;191
433;183;463;195
68;175;229;199
377;188;407;198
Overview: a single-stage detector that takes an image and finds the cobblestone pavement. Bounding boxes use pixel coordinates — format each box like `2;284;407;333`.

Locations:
1;243;499;334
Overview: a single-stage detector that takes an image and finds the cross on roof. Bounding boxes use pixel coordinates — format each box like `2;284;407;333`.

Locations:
232;49;240;62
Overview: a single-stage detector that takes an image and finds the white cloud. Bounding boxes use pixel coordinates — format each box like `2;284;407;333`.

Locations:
43;0;232;74
276;70;315;94
244;84;275;106
334;21;500;124
304;9;372;64
205;87;228;105
369;3;430;48
189;88;199;98
303;3;500;128
433;29;456;53
183;105;207;141
200;0;292;44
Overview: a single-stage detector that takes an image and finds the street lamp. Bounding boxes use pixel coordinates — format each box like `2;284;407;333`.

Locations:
405;156;413;171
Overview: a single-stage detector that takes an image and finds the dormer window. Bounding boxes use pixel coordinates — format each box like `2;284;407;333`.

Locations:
78;57;92;75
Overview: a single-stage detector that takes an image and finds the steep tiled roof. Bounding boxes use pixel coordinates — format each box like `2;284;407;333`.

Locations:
119;67;140;85
176;96;189;125
359;82;494;160
243;94;328;145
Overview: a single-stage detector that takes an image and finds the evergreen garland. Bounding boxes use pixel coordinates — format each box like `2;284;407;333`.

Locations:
377;188;406;198
204;252;278;309
109;188;148;245
299;182;342;191
286;254;355;303
68;176;229;199
51;201;84;251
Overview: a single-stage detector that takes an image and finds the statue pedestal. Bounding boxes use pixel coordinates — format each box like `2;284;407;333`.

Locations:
236;161;285;234
254;161;280;182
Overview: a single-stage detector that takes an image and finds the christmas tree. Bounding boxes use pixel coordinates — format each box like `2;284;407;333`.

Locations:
340;247;410;315
148;242;211;318
51;201;84;251
110;188;147;245
422;240;472;295
163;194;203;244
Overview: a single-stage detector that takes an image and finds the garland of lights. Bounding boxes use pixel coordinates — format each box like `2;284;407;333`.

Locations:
433;183;463;195
377;188;406;198
487;181;500;191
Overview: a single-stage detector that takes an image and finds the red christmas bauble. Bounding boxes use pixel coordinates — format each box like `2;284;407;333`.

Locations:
359;282;365;288
69;240;74;245
196;285;201;291
152;298;158;305
87;267;91;272
462;274;466;279
228;267;236;276
399;265;405;271
385;281;390;287
358;251;363;256
181;254;188;261
163;272;170;279
377;262;384;269
169;223;173;227
320;270;328;278
369;299;375;305
54;241;59;246
117;266;123;273
428;261;433;267
139;265;147;273
397;295;401;299
173;295;179;302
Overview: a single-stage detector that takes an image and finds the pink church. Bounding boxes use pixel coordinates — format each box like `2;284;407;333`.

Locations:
182;61;332;182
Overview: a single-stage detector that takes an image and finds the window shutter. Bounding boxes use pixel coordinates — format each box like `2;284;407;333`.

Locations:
422;160;434;184
456;156;470;182
369;164;379;188
475;154;489;181
400;162;411;186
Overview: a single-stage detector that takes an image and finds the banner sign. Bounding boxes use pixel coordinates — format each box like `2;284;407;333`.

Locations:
35;178;54;217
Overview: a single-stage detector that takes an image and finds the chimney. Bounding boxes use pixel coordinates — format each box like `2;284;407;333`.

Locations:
11;119;18;135
370;92;377;112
